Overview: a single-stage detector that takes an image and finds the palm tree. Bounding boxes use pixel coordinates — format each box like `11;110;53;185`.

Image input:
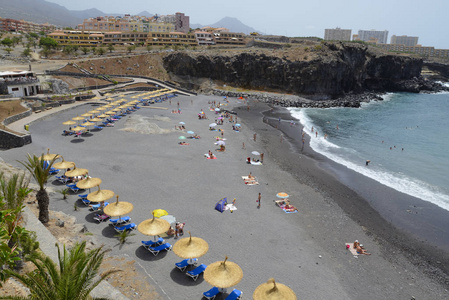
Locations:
0;172;31;211
19;154;57;224
5;241;120;299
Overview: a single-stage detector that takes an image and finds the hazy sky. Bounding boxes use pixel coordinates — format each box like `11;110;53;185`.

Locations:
47;0;449;49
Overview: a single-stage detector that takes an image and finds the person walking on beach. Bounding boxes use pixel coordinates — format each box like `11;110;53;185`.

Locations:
242;142;246;149
254;133;257;142
257;193;261;209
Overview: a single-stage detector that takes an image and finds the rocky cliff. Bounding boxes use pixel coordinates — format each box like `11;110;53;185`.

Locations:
163;42;444;99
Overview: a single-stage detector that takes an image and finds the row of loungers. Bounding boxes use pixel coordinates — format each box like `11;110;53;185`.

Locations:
203;287;242;300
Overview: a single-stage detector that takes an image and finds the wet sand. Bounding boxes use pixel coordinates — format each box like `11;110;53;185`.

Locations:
1;94;448;299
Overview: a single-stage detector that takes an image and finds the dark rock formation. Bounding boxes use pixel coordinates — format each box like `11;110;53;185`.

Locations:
422;62;449;81
163;42;447;100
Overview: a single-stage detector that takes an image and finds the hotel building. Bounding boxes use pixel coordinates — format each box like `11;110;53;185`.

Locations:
324;28;352;41
0;17;56;33
47;31;104;47
390;35;419;47
378;44;449;58
357;30;389;44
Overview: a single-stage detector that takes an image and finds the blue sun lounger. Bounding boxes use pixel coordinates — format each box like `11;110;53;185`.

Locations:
175;258;198;272
203;286;220;300
89;202;109;211
186;263;207;281
146;243;172;256
66;183;82;193
142;237;164;248
56;176;69;184
114;222;137;233
225;289;242;300
49;168;59;175
109;216;131;226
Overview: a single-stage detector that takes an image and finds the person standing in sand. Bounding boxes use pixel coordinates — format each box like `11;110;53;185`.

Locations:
257;193;261;209
254;133;257;142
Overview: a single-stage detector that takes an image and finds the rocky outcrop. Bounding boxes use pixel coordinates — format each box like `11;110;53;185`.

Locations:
163;42;446;99
211;89;382;108
422;62;449;81
45;78;70;94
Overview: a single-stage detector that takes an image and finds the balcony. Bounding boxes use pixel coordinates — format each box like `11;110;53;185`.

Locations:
1;78;39;86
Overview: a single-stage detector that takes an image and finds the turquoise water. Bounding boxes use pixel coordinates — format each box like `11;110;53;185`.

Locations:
288;90;449;211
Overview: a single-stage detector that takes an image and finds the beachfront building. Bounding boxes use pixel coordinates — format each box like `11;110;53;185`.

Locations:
47;31;104;47
102;32;148;45
147;32;197;47
78;15;150;32
0;70;40;97
390;35;419;47
357;30;389;44
0;17;56;34
148;22;175;33
324;28;352;41
157;12;189;33
213;31;246;46
77;13;185;34
194;31;215;46
378;44;449;58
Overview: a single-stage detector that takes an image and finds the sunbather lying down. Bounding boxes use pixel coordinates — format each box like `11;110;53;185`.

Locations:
353;240;371;255
179;142;189;145
275;199;290;206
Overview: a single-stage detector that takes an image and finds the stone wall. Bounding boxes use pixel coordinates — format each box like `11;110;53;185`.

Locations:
3;109;32;125
0;130;32;149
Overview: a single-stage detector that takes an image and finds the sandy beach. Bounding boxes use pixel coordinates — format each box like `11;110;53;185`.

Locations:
1;94;448;299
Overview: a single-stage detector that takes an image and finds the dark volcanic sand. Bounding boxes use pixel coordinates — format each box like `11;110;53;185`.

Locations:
235;100;449;284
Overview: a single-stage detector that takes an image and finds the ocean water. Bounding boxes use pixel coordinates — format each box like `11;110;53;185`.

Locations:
288;89;449;211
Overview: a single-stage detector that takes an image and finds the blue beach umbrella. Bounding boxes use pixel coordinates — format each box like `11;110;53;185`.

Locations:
235;123;241;127
187;131;195;135
179;136;186;140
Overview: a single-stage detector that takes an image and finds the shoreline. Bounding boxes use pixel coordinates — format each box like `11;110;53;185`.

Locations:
235;100;449;283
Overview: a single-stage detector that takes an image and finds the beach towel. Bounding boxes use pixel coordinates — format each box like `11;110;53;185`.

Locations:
241;176;259;185
225;204;237;211
283;209;298;213
250;161;262;165
345;243;359;256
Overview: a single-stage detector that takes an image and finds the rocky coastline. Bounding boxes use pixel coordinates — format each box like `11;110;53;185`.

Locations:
164;42;449;108
210;76;448;109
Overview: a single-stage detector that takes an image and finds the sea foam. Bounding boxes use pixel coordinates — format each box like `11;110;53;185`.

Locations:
287;106;449;212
